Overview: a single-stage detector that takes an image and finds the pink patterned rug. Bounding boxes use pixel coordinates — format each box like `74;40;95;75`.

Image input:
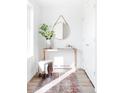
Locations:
45;70;95;93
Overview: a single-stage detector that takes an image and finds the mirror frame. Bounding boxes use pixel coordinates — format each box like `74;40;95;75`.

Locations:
52;15;70;40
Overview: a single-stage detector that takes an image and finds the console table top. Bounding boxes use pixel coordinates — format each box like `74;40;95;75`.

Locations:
43;48;77;51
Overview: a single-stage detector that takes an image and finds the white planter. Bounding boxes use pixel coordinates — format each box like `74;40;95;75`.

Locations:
46;40;52;48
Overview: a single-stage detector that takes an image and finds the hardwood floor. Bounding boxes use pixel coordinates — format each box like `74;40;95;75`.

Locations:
27;69;95;93
27;75;42;93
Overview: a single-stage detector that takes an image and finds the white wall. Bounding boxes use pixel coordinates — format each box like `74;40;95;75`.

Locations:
33;0;85;68
81;0;97;87
27;1;41;82
27;57;37;82
45;49;75;68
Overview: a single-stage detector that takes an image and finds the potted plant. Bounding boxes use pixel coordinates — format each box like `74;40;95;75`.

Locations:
39;24;54;48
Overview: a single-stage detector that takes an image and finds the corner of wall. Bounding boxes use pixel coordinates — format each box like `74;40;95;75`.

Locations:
27;57;38;82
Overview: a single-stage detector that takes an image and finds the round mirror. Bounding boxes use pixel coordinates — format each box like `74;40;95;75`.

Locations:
53;15;71;40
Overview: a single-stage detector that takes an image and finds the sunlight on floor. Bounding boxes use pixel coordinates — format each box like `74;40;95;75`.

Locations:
53;56;64;68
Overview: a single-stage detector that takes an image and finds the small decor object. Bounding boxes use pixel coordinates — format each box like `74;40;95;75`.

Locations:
66;44;73;48
39;24;54;48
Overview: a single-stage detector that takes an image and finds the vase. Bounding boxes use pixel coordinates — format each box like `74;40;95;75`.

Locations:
46;40;52;48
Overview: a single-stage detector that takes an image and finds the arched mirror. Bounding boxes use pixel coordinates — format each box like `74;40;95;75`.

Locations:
53;15;71;40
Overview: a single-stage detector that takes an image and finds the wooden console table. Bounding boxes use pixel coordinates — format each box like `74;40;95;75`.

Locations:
43;48;77;68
